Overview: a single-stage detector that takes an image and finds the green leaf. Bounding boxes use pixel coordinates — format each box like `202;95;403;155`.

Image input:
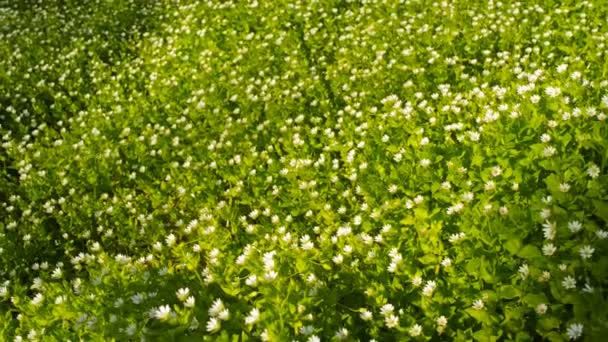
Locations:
466;308;492;325
517;245;541;260
498;285;520;299
504;239;522;255
523;293;548;307
537;316;561;331
592;200;608;223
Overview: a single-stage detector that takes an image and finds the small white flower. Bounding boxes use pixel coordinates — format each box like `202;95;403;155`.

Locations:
184;296;195;308
559;183;571;193
380;304;395;316
209;298;225;317
579;245;594;259
472;299;484;310
566;323;583;340
562;276;576;290
31;293;44;307
587;164;600;178
244;308;260;325
360;309;373;321
543;243;557;256
409;323;422;336
335;327;349;340
568;221;583;233
519;264;529;280
176;288;190;301
540;134;551;143
152;305;172;321
385;314;399;328
422;280;437;297
542;221;556;240
535;303;548;315
206;317;221;333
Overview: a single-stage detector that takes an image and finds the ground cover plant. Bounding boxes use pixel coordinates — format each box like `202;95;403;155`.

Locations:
1;0;607;340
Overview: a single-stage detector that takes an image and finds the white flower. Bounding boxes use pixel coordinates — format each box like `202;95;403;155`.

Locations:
579;245;594;259
380;303;395;316
568;221;583;233
245;308;260;325
412;276;423;287
218;309;230;321
31;293;44;307
209;298;225;317
184;296;195;308
542;243;557;256
543;146;556;157
535;303;548;315
540;134;551;143
126;323;137;336
559;183;570;192
385;314;399;328
264;270;278;282
422;280;436;297
562;276;577;290
206;317;221;333
152;305;171;321
176;288;190;301
437;315;448;327
420;159;431;167
360;309;373;321
472;299;484;310
441;258;452;268
587;164;600;178
566;323;583;340
307;336;321;342
335;327;349;340
519;264;529;280
409;323;423;336
545;87;561;97
542;221;556;240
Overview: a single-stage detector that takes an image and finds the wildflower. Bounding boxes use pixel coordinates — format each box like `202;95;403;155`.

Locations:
335;327;349;340
542;221;556;240
587;164;600;178
176;288;190;301
409;324;423;336
542;243;557;256
422;280;436;296
519;264;529;280
385;314;399;328
566;323;583;340
536;303;548;315
360;310;373;321
568;221;583;233
472;299;484;310
152;305;171;321
579;245;594;259
244;308;260;325
31;293;44;307
209;298;225;317
562;276;577;290
184;296;195;308
206;317;221;333
437;315;448;333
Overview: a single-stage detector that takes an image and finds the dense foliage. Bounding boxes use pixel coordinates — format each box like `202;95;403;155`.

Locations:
1;0;607;340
